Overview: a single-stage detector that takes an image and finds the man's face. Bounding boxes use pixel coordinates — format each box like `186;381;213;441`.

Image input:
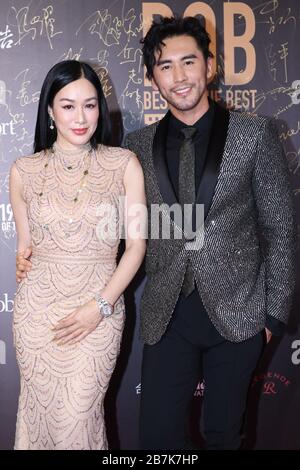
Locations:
151;35;212;121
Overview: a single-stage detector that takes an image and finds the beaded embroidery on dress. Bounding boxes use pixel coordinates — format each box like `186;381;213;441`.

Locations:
13;144;132;450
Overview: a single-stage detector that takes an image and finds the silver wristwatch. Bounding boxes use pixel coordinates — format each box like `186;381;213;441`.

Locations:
95;293;114;317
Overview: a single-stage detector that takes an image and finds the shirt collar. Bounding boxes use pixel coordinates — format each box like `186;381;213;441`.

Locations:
168;99;215;139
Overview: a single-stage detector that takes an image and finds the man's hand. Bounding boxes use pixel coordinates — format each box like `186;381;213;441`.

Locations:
16;246;32;283
265;327;272;344
52;299;103;346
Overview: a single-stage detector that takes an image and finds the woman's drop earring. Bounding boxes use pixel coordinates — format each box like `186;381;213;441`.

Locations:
50;117;54;130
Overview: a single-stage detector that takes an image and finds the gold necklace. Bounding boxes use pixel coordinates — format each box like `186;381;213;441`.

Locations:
38;144;93;236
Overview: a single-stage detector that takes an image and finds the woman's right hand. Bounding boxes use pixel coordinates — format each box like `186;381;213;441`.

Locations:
16;246;32;283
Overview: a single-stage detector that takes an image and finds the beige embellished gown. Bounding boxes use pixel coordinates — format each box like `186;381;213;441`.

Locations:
13;143;132;450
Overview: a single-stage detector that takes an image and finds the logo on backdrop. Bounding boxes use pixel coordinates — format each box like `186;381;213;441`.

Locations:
252;371;291;395
0;293;14;313
194;381;205;398
291;80;300;105
0;340;6;365
0;25;14;49
0;80;17;135
0;203;16;239
142;2;258;124
0;120;16;136
135;381;205;396
291;340;300;365
0;79;7;105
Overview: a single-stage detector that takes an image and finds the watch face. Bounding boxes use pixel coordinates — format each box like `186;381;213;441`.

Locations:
102;304;113;316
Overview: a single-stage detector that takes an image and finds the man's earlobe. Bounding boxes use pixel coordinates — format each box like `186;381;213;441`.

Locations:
206;57;214;82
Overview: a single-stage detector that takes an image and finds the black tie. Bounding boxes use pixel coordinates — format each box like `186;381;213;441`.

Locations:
178;127;197;297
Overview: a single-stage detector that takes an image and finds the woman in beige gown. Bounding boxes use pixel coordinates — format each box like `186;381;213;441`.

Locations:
10;60;146;450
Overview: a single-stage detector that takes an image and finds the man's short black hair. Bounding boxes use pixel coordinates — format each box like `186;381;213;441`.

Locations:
141;16;213;80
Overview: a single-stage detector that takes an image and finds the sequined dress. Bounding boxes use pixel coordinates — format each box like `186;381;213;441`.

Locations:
13;143;132;450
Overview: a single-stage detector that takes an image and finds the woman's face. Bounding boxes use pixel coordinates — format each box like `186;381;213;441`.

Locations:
49;77;99;150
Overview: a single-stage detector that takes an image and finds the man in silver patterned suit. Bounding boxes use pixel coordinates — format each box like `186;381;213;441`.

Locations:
124;16;297;450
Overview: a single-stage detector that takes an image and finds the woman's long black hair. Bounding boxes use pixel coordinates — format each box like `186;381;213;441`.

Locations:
34;60;111;152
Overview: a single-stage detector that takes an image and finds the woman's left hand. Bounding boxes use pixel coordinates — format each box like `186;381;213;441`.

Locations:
52;300;102;346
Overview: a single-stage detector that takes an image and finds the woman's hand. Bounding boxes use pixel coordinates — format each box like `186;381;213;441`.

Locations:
16;247;32;283
52;299;103;346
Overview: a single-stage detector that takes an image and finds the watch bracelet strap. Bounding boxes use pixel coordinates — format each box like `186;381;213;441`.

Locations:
95;293;113;315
